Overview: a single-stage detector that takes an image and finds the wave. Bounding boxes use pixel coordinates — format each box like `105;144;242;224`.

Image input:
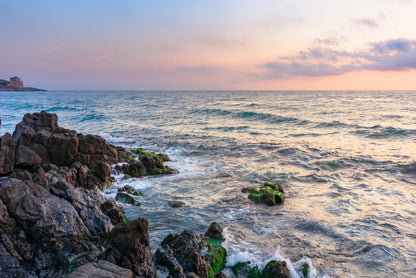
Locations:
80;112;110;122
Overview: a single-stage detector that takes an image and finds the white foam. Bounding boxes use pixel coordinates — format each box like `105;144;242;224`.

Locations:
222;230;324;278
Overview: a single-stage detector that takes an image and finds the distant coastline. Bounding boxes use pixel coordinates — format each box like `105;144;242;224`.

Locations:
0;86;47;92
0;76;47;91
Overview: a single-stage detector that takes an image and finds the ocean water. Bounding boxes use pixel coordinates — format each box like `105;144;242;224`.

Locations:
1;90;416;277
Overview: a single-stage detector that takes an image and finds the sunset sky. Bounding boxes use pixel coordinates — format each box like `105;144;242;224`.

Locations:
1;0;415;90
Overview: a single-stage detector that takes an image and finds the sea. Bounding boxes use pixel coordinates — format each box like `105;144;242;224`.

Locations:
1;90;415;277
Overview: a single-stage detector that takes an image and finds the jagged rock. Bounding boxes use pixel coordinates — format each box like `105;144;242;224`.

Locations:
68;260;133;278
101;218;157;278
118;185;144;196
154;223;227;278
0;133;16;175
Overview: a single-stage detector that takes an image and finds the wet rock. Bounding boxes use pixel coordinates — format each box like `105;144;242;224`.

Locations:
154;223;227;278
116;160;146;177
0;133;16;175
140;153;165;174
116;146;133;163
262;260;291;278
246;182;285;206
115;192;141;206
232;262;261;278
68;260;133;278
101;218;157;278
205;222;223;239
118;185;144;196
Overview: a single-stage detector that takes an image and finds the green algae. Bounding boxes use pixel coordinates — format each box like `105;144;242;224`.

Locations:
205;238;227;278
232;262;261;278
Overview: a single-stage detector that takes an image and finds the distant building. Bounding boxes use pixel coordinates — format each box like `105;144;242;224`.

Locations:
0;79;10;86
10;76;24;88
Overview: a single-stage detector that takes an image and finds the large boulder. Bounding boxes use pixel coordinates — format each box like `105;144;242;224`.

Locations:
101;218;157;278
0;133;16;175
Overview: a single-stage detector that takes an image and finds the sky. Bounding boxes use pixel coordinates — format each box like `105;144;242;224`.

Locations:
1;0;415;90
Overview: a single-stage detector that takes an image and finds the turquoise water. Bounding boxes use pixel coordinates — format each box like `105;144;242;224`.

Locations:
1;90;416;277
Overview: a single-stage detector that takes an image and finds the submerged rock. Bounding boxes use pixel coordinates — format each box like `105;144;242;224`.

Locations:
168;200;185;208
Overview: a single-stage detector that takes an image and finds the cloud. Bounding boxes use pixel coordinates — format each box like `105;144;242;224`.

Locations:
314;37;340;46
260;38;416;79
353;18;379;28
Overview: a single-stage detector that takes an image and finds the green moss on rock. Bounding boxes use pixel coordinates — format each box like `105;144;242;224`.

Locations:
122;174;132;180
232;262;261;278
205;238;227;278
262;260;291;278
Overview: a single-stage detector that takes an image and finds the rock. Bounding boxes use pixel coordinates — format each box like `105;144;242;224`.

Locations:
232;262;261;278
116;146;133;163
33;166;48;188
95;161;112;183
205;222;223;239
154;223;227;278
246;182;285;206
68;260;133;278
14;145;42;169
9;168;32;182
140;153;165;174
77;134;118;169
100;199;125;225
118;185;144;196
115;192;141;206
168;201;185;208
262;260;291;278
0;133;16;175
215;172;232;178
214;272;227;278
116;160;146;177
101;218;157;278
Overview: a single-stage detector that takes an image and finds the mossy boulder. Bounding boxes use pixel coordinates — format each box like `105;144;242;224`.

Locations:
246;182;285;206
232;262;261;278
262;260;291;278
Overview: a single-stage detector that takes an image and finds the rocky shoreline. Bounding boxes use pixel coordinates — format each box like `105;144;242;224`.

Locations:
0;111;294;278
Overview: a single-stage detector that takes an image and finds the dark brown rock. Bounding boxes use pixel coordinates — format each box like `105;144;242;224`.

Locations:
0;133;16;175
101;218;157;278
14;146;42;169
100;199;124;225
116;146;133;163
77;134;118;169
140;153;165;174
205;222;223;239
